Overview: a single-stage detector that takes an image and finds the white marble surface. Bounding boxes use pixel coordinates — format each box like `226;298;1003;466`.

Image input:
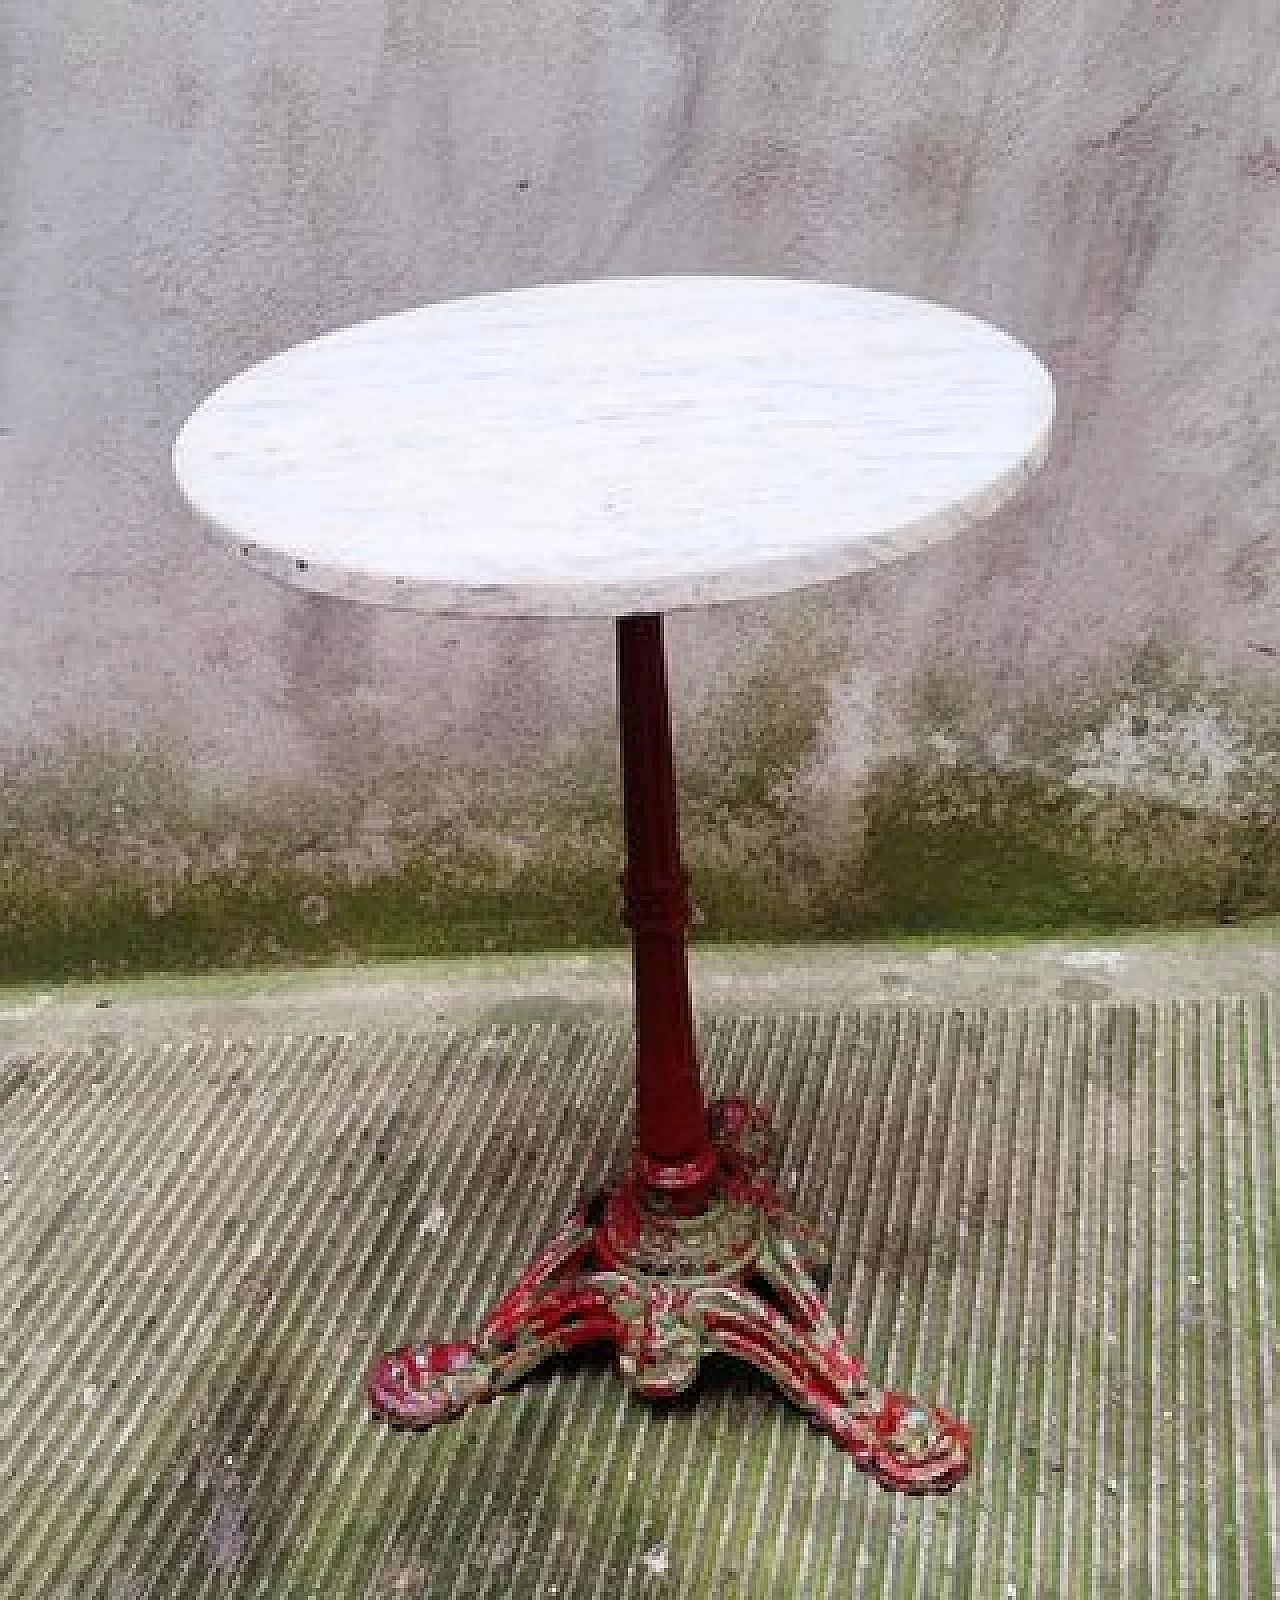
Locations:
173;276;1054;617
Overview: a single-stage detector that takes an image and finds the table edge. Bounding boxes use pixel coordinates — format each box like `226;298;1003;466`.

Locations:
177;410;1053;619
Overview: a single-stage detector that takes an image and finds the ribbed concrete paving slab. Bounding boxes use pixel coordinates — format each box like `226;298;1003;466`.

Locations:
0;1003;1276;1598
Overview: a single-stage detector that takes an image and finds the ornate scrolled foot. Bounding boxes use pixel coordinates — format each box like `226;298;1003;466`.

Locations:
366;1338;494;1427
816;1388;971;1494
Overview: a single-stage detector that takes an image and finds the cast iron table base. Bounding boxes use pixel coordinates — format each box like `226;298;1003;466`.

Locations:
367;614;970;1494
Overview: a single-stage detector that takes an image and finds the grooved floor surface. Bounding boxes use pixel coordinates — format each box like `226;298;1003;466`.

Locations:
0;1002;1276;1598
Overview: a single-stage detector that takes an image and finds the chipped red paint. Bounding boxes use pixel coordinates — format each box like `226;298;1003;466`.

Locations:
368;614;970;1494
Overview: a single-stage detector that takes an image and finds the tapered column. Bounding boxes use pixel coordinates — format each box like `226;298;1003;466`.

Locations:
616;613;717;1216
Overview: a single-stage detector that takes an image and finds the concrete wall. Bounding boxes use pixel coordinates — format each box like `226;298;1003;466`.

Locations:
3;1;1278;974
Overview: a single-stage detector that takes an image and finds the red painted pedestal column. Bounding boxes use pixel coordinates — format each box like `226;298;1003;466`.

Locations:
616;613;718;1217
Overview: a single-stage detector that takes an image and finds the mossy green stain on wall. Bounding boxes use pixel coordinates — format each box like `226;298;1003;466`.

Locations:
825;763;1280;937
3;765;1278;981
681;650;832;826
0;853;624;980
2;655;1279;979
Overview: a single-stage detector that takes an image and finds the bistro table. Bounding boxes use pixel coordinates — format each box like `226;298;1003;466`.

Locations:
173;275;1054;1493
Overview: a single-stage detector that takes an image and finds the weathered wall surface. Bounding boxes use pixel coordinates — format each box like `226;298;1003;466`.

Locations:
2;1;1278;974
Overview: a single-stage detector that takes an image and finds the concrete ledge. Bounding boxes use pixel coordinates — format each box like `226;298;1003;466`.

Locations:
2;926;1279;1054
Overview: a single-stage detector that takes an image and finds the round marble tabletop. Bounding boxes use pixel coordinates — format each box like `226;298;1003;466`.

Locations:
173;276;1054;618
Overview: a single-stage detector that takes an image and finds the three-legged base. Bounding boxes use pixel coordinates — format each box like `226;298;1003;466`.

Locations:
367;1097;969;1494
